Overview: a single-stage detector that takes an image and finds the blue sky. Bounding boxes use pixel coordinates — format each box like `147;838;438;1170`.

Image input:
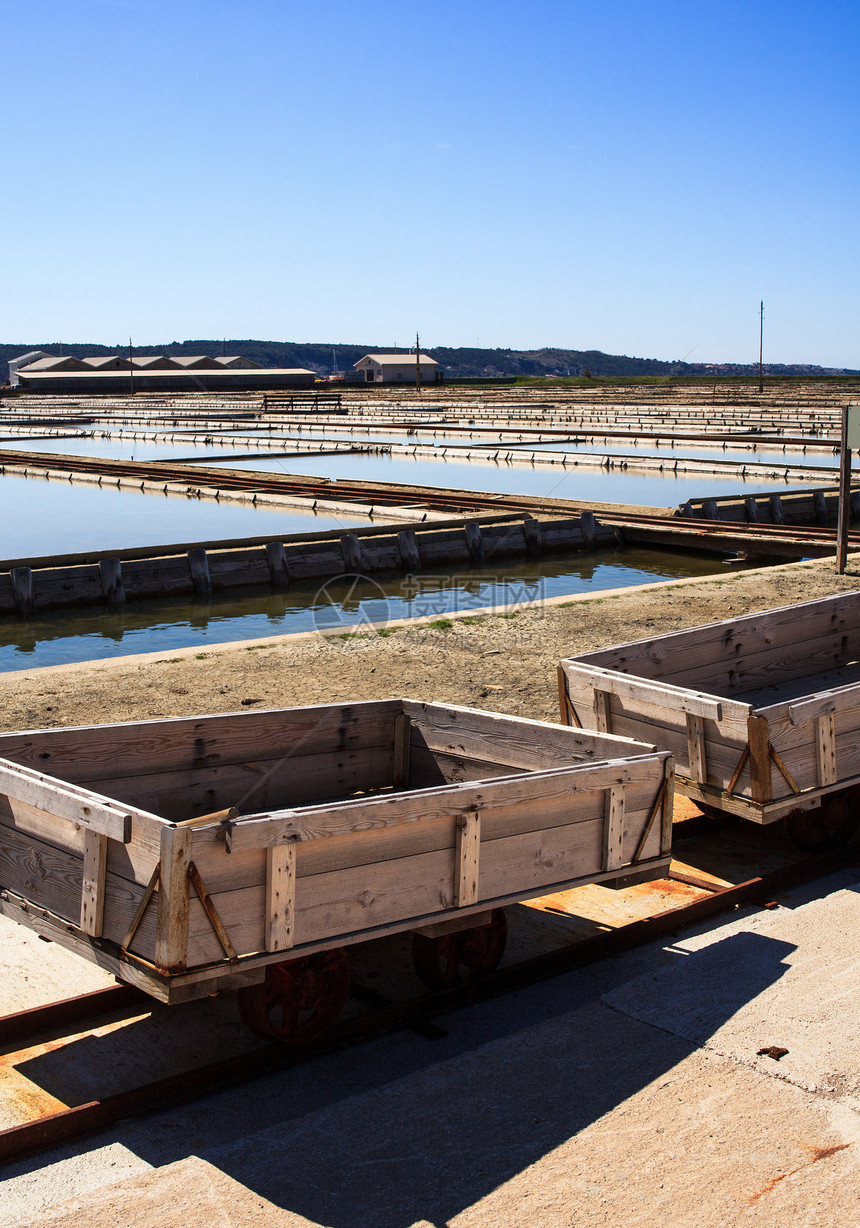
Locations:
4;0;858;365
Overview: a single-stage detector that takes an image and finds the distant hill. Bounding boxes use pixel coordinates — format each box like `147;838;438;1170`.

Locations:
2;339;857;382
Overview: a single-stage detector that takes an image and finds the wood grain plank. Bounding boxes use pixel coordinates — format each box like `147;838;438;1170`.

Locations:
265;842;295;952
455;811;481;906
816;713;838;786
604;786;625;871
0;700;404;785
155;825;192;972
686;713;707;784
80;830;108;937
225;755;668;851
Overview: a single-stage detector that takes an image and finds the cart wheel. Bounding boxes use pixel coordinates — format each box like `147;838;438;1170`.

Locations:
237;948;351;1043
785;789;860;853
695;803;725;821
412;909;508;990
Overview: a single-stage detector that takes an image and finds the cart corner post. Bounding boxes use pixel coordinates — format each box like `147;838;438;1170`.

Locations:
155;824;193;972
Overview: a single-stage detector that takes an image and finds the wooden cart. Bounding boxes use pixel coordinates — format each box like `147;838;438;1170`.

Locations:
558;591;860;851
0;699;673;1039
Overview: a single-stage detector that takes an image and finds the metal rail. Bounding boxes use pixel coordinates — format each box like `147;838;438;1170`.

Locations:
0;837;855;1167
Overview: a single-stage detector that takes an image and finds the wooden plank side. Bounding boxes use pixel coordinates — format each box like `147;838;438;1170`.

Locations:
179;771;664;896
185;816;609;964
0;700;405;785
576;604;860;698
575;591;860;675
0;822;155;953
0;758;154;843
561;662;728;721
408;745;522;789
91;743;396;822
0;794;160;887
225;755;668;851
787;680;860;725
402;700;655;764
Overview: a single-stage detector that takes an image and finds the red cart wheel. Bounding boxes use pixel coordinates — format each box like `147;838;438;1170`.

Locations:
785;789;860;853
412;909;508;990
237;948;351;1043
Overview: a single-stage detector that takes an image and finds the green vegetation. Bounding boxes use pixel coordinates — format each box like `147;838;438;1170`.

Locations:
429;618;454;630
3;338;856;381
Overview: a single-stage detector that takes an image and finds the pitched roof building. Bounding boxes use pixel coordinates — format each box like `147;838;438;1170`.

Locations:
354;353;441;384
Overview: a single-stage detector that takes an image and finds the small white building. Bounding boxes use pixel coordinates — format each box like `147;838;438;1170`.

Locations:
353;353;440;384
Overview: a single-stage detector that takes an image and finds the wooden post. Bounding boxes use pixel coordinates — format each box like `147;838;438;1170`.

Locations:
99;557;126;605
155;825;193;972
339;533;363;572
747;715;773;804
744;497;759;523
397;529;421;572
265;541;291;588
580;511;597;550
768;494;785;526
836;405;852;575
265;841;296;952
10;567;35;616
594;690;612;734
685;713;707;783
815;713;838;786
455;810;481;906
660;759;675;857
522;515;542;556
187;548;212;594
604;786;625;871
80;830;108;937
464;520;484;566
393;711;412;790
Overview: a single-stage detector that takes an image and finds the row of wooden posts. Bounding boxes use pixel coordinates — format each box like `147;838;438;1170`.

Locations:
0;512;615;617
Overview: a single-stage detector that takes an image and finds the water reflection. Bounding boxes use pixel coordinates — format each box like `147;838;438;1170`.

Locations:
0;546;736;672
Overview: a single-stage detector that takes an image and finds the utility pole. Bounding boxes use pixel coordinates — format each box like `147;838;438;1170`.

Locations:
758;300;764;394
415;331;421;393
129;337;134;398
837;404;857;574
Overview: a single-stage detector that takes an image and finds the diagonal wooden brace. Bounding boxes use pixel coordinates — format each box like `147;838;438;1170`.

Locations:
121;862;160;954
188;861;239;962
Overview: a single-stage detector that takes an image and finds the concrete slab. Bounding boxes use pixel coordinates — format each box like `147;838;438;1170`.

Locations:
5;1156;299;1228
600;868;860;1110
3;867;860;1227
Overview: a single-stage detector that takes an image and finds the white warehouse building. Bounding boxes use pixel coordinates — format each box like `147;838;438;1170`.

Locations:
353;353;441;384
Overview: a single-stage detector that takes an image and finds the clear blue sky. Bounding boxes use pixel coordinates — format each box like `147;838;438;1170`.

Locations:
4;0;858;365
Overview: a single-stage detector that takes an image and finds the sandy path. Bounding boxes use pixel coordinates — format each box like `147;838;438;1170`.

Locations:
2;555;859;733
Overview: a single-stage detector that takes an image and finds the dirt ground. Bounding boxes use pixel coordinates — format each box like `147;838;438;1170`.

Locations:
3;554;860;733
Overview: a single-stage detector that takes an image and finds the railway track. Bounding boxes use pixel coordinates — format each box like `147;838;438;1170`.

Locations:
1;821;856;1168
1;447;857;558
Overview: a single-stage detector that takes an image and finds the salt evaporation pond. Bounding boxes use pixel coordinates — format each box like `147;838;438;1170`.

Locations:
0;472;374;560
0;546;738;672
204;450;808;505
